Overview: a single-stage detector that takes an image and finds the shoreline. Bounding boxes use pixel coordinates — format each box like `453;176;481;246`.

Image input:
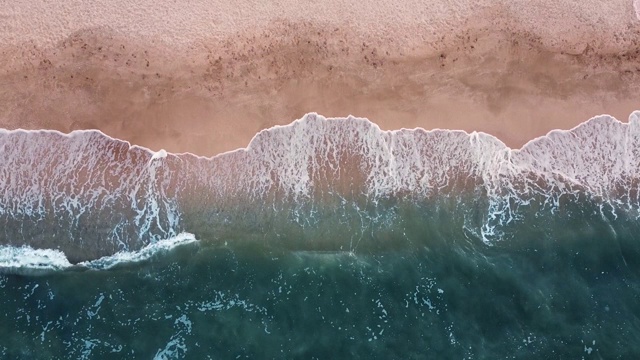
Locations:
1;2;639;156
2;110;640;160
3;111;640;261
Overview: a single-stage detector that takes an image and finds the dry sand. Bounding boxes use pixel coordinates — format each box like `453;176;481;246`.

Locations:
1;0;639;156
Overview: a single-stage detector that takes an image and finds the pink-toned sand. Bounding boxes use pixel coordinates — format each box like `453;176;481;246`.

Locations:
1;0;639;156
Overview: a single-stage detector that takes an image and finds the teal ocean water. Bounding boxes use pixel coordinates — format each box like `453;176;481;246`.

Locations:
1;113;640;358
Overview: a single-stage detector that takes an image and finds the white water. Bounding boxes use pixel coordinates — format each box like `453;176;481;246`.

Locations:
0;245;73;274
0;233;198;274
80;232;198;270
0;111;639;257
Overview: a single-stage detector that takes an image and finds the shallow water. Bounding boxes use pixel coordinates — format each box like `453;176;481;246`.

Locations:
2;113;640;358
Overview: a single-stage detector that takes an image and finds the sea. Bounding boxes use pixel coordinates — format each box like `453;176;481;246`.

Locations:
1;112;639;359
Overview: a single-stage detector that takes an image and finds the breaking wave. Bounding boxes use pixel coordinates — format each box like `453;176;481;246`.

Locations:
0;233;198;275
1;111;639;264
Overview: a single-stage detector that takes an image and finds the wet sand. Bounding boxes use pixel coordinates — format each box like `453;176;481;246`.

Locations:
1;0;639;156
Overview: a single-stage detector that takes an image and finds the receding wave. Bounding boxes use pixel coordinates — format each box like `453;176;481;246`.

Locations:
1;111;639;263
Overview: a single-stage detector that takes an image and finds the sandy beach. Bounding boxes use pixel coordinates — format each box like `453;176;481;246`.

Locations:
1;0;639;156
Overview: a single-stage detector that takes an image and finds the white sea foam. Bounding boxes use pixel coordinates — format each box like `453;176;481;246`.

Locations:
0;245;72;274
221;111;640;241
154;334;187;360
1;111;640;253
0;233;198;274
80;232;198;270
151;149;168;160
154;313;192;360
0;129;182;256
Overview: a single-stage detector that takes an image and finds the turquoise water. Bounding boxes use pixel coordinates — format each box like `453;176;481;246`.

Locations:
2;113;640;358
2;207;639;359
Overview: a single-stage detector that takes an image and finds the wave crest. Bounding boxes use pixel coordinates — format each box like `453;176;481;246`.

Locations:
0;233;198;274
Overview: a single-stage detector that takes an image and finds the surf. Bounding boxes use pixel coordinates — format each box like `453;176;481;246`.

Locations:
0;111;639;264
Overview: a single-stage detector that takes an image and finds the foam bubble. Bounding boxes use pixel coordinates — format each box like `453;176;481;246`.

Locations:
2;111;640;256
154;335;187;360
0;129;182;261
151;149;168;160
0;233;197;274
0;245;72;275
80;233;198;270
